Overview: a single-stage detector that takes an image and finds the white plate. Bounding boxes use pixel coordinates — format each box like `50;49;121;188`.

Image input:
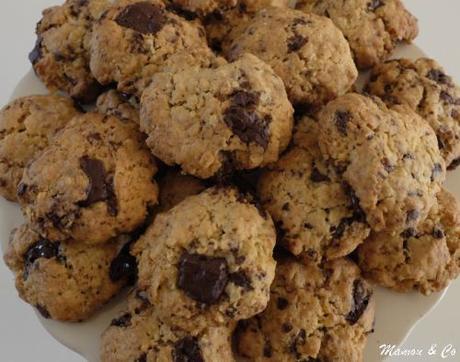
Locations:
0;44;457;362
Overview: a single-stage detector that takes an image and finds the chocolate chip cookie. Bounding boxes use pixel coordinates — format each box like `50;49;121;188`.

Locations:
358;188;460;295
367;58;460;169
317;93;445;232
90;0;210;96
140;53;293;179
258;116;370;263
223;7;358;106
204;0;290;52
31;0;109;102
296;0;418;69
96;90;140;124
0;95;79;202
134;187;277;330
101;290;234;361
18;112;159;244
3;224;128;321
235;257;375;361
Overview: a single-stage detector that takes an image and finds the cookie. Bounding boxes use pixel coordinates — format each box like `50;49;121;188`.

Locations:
258;116;370;263
134;187;277;330
140;53;293;179
156;169;207;213
18;112;159;244
358;188;460;295
367;58;460;169
317;93;445;232
204;0;290;52
96;90;140;124
3;224;129;321
223;7;357;106
90;0;210;96
101;290;234;362
0;95;79;201
235;257;375;361
30;0;109;102
296;0;418;69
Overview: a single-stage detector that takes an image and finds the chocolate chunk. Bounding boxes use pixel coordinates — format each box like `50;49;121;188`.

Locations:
282;323;293;333
346;279;371;325
331;217;353;240
406;209;419;223
17;182;28;197
115;2;166;35
367;0;383;11
110;312;132;327
136;353;147;362
224;90;270;149
276;297;289;310
29;37;43;65
381;158;394;173
335;111;351;136
427;69;449;84
110;244;138;285
79;157;108;204
166;3;198;21
403;153;415;160
177;252;229;304
431;162;444;181
289;329;306;358
105;175;118;216
36;304;51;319
400;227;416;239
287;34;307;53
440;91;459;104
24;240;59;275
263;341;273;358
229;271;253;290
310;167;330;182
342;182;367;223
448;157;460;171
173;336;204;362
433;227;445;239
79;156;118;215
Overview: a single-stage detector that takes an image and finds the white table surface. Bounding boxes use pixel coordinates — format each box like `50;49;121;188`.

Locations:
0;1;459;361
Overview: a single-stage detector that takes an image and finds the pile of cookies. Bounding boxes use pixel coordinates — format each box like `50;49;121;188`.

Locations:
2;0;460;360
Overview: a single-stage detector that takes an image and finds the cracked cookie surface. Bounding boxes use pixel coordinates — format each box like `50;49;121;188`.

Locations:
296;0;418;69
90;0;210;96
31;0;109;102
367;58;460;169
101;290;234;361
258;116;370;263
317;93;445;232
18;112;159;244
140;53;293;179
235;257;375;362
223;7;357;106
134;187;277;330
3;224;127;321
0;95;79;201
358;188;460;295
